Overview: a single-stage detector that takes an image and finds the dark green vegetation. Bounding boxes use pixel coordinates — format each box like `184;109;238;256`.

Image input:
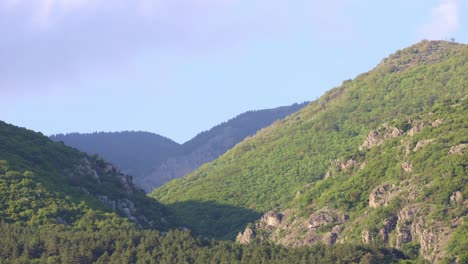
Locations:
0;222;406;264
151;41;467;261
0;121;170;230
51;102;308;191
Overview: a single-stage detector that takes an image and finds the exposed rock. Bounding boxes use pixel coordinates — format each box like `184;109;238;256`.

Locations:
257;211;284;229
306;212;334;229
396;227;412;248
379;217;397;242
325;159;357;178
401;162;413;172
408;121;424;136
360;125;403;150
305;210;348;229
413;139;434;152
236;228;255;245
369;183;399;208
431;119;443;127
450;191;463;205
322;225;344;245
448;144;467;155
362;230;372;244
302;233;320;245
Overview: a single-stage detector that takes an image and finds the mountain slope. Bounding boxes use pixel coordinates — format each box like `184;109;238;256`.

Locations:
0;122;406;263
51;102;308;192
150;41;467;262
142;102;308;190
49;131;181;179
0;121;170;230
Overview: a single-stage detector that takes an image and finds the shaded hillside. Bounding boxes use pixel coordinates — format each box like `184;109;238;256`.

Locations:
50;131;181;178
0;121;170;230
51;102;308;192
151;41;467;262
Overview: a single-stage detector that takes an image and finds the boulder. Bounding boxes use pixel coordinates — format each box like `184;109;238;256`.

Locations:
236;228;255;245
448;144;467;155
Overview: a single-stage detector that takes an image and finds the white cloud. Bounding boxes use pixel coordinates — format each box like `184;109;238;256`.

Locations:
419;0;460;40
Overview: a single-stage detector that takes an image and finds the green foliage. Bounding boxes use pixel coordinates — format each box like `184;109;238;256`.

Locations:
0;222;406;263
0;120;171;230
151;41;468;247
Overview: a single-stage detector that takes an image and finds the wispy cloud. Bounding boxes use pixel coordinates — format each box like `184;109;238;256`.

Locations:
419;0;460;40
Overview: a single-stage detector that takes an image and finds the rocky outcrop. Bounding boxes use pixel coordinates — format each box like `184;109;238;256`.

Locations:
448;144;467;155
236;228;255;245
325;159;357;178
360;125;403;150
257;211;283;229
450;191;464;205
322;225;343;245
362;230;372;244
431;119;443;127
369;183;400;208
401;162;413;172
413;139;434;152
394;205;453;262
379;216;397;242
408;121;424;136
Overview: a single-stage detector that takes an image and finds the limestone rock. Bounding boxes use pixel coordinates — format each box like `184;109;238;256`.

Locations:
448;144;467;155
305;210;348;229
450;191;463;205
431;119;443;127
362;230;372;244
360;125;403;150
236;228;255;245
322;225;343;245
369;183;399;208
413;139;434;152
257;211;283;229
401;162;413;172
408;121;424;136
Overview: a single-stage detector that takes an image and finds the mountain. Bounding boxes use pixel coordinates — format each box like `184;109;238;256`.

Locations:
151;41;467;262
0;121;171;230
0;122;404;264
51;102;308;192
50;131;181;182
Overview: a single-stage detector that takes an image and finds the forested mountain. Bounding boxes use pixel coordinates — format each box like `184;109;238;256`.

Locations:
0;121;171;230
151;40;468;263
50;131;181;183
0;122;404;263
51;102;308;192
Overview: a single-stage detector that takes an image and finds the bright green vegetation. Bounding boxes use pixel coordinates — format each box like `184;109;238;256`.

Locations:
151;39;467;255
0;222;406;264
0;121;170;230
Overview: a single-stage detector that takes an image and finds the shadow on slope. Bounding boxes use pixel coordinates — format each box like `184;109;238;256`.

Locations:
166;200;262;240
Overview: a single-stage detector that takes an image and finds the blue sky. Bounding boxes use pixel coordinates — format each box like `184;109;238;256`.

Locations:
1;0;466;143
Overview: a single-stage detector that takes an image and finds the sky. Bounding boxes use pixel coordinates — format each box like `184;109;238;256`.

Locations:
1;0;467;143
